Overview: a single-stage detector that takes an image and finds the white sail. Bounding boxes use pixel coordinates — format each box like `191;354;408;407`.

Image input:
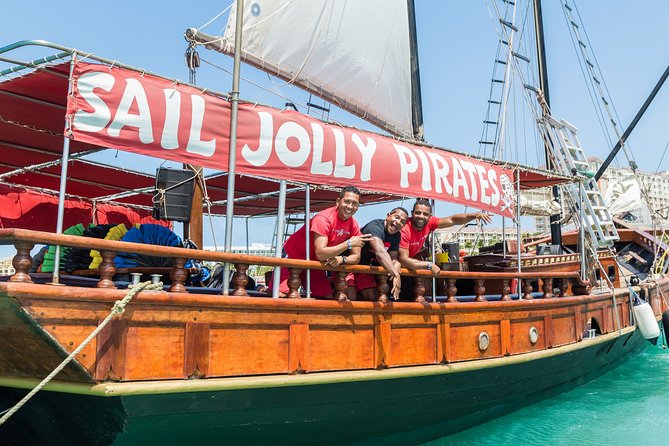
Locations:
220;0;418;138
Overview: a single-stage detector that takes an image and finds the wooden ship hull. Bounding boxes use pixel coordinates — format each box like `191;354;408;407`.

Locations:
1;230;667;445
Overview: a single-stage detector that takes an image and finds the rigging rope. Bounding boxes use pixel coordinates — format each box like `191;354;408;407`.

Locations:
0;280;163;426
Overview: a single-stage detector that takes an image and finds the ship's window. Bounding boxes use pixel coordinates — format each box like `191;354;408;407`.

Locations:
607;265;615;281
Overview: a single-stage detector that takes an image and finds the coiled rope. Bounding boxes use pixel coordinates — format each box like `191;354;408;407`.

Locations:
0;280;163;426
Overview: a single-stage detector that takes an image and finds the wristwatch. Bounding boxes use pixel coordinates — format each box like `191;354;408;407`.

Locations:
341;255;347;264
426;261;433;270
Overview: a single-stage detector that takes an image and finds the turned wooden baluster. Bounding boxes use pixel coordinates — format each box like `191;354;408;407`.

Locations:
232;263;249;296
522;279;533;300
169;257;187;293
413;276;426;303
556;278;569;297
334;271;348;301
287;268;302;299
97;250;117;289
541;278;554;298
445;278;458;303
500;279;512;301
376;274;389;303
541;277;554;299
474;279;486;302
9;241;34;283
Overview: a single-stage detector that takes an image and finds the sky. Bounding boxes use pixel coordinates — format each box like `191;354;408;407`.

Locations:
3;0;669;253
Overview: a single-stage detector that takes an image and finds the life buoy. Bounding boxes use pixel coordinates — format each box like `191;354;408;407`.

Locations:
634;301;660;344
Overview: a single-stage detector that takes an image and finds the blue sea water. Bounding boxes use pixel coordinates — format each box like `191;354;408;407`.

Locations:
423;343;669;446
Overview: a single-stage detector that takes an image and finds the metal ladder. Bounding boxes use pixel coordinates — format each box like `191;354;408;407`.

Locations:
479;0;532;159
541;115;620;249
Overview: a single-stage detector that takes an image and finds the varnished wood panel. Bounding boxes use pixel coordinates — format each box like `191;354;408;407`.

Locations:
308;326;374;371
510;318;546;354
389;326;437;366
450;322;501;360
209;326;289;376
552;314;576;346
124;326;185;380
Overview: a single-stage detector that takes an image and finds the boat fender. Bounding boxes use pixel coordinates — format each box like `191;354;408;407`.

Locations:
634;301;660;344
662;310;669;348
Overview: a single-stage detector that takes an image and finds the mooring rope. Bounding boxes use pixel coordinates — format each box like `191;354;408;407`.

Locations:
0;280;163;426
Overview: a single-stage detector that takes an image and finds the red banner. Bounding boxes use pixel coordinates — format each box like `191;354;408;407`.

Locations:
67;62;516;217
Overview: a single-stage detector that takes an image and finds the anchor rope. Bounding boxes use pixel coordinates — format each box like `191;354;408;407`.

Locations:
0;280;163;426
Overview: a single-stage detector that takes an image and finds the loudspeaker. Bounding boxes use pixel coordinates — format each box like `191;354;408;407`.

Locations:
152;168;195;222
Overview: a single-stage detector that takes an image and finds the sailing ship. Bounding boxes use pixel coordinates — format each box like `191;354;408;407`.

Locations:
1;1;668;444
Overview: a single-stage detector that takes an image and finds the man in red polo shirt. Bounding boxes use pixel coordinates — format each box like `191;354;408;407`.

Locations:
279;186;372;299
399;198;491;301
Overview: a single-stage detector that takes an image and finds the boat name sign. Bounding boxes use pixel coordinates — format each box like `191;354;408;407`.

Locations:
66;62;515;217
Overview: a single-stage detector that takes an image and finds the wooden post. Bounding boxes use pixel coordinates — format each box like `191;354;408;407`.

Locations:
414;276;426;303
376;274;389;303
97;250;117;289
187;168;204;250
287;268;302;299
334;271;348;301
445;278;458;303
474;279;486;302
184;322;210;378
375;321;391;368
232;263;249;296
169;257;187;293
9;241;34;283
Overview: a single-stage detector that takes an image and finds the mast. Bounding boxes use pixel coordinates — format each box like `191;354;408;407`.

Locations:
533;0;562;248
407;0;424;141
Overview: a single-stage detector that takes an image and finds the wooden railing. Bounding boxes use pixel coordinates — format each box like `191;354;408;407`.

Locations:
0;228;587;302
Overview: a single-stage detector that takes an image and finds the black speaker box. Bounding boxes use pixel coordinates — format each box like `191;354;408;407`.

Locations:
152;168;195;222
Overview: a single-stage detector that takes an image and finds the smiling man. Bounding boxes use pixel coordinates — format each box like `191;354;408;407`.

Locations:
398;198;492;301
278;185;372;299
346;207;409;301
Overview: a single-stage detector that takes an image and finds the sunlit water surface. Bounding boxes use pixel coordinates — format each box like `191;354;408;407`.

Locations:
423;344;669;446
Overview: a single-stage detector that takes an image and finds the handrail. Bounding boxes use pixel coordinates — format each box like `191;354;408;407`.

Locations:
0;228;581;282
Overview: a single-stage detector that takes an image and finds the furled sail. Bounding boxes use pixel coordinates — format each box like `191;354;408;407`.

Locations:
187;0;423;140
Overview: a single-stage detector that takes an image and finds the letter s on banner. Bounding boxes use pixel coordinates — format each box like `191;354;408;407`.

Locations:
73;72;115;133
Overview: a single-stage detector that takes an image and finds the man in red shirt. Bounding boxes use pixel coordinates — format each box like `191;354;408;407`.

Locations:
279;186;372;299
398;198;491;301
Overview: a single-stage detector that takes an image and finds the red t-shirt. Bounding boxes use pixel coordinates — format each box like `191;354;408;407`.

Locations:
283;205;362;260
399;216;440;258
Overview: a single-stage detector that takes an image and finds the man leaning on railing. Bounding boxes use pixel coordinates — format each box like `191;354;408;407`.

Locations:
269;185;372;299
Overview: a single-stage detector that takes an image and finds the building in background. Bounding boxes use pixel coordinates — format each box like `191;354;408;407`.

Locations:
533;157;669;234
0;258;15;276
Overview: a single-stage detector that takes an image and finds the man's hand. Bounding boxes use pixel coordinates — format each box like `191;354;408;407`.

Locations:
430;263;441;275
323;256;344;267
475;212;492;225
390;274;401;300
347;233;374;248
